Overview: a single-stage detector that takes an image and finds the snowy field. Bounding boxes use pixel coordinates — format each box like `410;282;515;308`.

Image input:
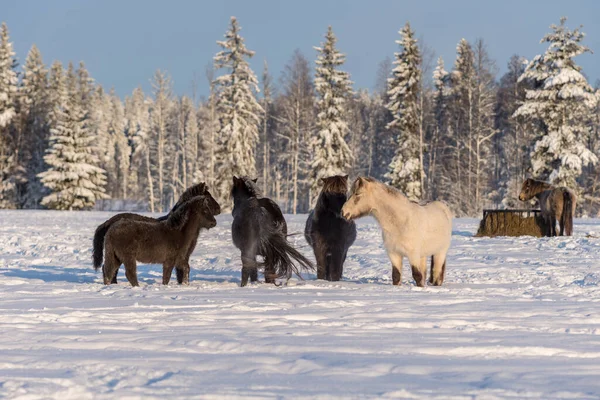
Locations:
1;211;600;399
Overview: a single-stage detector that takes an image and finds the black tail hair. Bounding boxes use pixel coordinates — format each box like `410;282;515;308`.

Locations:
260;226;314;281
561;190;574;236
92;220;111;270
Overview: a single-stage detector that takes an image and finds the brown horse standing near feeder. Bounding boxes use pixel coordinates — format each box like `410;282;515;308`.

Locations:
518;178;576;236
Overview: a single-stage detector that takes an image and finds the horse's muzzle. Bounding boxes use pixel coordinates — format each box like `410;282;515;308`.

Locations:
341;209;352;221
518;194;525;201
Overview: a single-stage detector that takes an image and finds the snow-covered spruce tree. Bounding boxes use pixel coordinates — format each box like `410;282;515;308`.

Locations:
213;16;262;209
0;22;20;208
38;62;107;210
310;26;353;205
18;45;50;208
514;17;598;191
384;22;422;201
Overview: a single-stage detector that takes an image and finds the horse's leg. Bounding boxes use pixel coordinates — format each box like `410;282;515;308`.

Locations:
103;249;120;285
409;254;426;287
162;263;175;285
111;268;118;284
123;259;139;287
550;215;557;237
388;252;403;286
264;252;276;284
176;262;190;285
240;248;258;287
431;251;448;286
314;240;328;280
429;257;434;284
544;214;552;237
329;250;345;281
558;213;565;236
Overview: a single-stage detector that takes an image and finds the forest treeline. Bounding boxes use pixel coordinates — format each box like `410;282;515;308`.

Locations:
0;17;598;216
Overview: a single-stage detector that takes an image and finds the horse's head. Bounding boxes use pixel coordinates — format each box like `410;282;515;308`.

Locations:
342;177;375;220
231;176;260;201
518;178;536;201
197;196;218;229
320;175;349;195
203;189;221;216
166;195;218;230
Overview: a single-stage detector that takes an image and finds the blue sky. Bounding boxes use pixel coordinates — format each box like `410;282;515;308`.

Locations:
4;0;600;99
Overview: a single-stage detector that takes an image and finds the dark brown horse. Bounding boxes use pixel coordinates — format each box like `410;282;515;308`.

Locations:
99;195;219;286
92;183;220;283
231;176;314;286
519;178;577;236
305;175;356;281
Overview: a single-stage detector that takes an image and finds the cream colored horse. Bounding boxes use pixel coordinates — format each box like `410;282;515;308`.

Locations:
341;177;453;287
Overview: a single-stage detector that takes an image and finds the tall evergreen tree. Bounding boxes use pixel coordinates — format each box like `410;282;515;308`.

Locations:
213;16;262;209
514;17;598;191
385;22;423;200
38;62;107;210
0;22;20;208
310;26;353;204
17;44;50;207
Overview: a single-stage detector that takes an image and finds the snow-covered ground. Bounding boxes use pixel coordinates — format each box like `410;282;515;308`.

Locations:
1;210;600;399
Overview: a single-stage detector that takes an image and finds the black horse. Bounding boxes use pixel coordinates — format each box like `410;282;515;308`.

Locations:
230;176;313;286
305;175;356;281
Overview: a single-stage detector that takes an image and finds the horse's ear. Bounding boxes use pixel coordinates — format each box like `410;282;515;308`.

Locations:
343;175;349;181
232;176;239;184
252;178;258;183
320;177;327;183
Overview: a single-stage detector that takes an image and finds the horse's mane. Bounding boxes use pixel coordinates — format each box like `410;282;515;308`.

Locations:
352;176;406;199
166;196;205;229
239;176;261;198
321;175;349;195
177;182;207;205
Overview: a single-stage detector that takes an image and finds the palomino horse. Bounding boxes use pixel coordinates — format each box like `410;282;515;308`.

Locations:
518;178;576;236
341;177;452;287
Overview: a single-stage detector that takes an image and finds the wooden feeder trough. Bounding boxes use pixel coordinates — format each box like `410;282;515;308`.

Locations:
475;209;548;237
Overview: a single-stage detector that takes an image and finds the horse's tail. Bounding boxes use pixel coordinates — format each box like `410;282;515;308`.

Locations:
561;190;574;236
93;214;129;270
261;230;314;281
93;220;111;270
